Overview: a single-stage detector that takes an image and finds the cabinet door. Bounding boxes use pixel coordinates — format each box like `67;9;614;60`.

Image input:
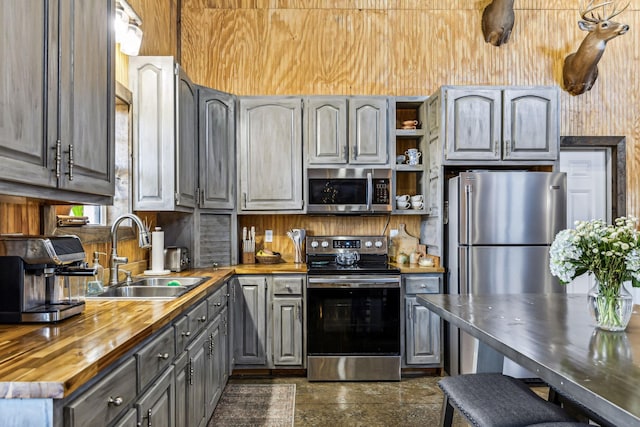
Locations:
57;0;114;196
136;366;175;427
502;88;559;161
113;408;138;427
306;97;348;164
444;88;501;161
0;1;56;189
175;65;198;208
272;297;303;366
205;314;224;417
187;331;207;427
405;297;441;365
198;87;235;209
238;97;303;211
173;352;189;427
233;276;268;365
348;97;388;165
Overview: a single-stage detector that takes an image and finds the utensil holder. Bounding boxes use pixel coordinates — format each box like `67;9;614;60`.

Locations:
242;252;255;264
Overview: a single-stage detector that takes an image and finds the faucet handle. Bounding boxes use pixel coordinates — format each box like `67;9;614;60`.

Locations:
113;255;128;264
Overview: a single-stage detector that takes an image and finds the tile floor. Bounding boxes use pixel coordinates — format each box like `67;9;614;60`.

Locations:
225;374;471;426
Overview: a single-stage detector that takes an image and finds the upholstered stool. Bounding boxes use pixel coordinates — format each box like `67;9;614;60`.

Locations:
527;423;592;426
438;373;579;427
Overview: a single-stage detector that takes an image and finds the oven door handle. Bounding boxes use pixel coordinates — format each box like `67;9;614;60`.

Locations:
308;277;400;288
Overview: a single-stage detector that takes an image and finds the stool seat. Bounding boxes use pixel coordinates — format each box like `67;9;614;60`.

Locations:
438;373;578;427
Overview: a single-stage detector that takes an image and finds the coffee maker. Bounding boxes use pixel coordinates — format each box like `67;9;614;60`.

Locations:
0;235;95;323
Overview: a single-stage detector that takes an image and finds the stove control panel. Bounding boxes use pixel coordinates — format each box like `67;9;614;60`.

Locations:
306;236;388;255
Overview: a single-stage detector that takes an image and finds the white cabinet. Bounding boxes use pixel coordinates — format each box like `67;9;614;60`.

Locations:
129;56;198;211
428;86;559;164
306;96;389;166
403;274;442;366
237;97;304;212
233;275;305;369
0;0;115;202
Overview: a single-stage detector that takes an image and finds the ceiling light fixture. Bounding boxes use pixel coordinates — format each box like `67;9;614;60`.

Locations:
114;0;143;56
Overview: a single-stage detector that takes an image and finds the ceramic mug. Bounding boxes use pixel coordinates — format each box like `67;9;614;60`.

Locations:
411;201;424;210
405;148;422;165
402;120;419;129
395;194;410;203
396;154;406;164
410;194;423;203
396;201;411;210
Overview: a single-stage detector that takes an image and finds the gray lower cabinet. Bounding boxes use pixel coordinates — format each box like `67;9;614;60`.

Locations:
173;351;189;427
233;275;268;365
113;408;138;427
403;274;442;366
233;275;305;369
237;97;304;212
136;366;175;427
186;330;208;427
0;0;114;202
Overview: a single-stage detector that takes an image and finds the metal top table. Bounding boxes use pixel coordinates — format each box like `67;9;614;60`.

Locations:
417;293;640;427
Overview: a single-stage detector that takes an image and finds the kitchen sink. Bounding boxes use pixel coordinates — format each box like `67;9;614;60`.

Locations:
87;276;208;300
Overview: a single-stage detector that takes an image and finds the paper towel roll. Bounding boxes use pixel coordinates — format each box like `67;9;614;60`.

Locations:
151;228;165;272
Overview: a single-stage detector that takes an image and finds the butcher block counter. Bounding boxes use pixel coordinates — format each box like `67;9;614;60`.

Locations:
0;268;233;400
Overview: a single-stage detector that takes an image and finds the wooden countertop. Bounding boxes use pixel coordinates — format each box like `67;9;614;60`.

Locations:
0;268;233;400
0;263;444;400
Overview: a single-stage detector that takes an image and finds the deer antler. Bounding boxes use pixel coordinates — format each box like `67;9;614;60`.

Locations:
580;0;629;23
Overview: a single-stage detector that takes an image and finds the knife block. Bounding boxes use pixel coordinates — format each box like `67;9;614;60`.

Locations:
242;252;255;264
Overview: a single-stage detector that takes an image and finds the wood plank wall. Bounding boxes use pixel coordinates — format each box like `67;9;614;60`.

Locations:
180;0;640;218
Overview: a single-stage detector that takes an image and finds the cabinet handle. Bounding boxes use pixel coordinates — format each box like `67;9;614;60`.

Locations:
215;302;222;307
505;140;511;156
182;331;191;338
198;315;207;322
209;333;214;357
66;144;74;180
147;408;152;427
107;396;123;406
53;140;61;178
157;352;169;360
494;142;499;157
188;357;194;385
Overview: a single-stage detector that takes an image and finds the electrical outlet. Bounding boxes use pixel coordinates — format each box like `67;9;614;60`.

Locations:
390;229;398;238
265;229;273;242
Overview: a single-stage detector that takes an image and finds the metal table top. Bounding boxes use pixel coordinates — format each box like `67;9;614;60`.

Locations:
417;293;640;427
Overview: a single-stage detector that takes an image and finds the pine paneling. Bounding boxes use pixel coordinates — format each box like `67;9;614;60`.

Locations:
181;0;640;215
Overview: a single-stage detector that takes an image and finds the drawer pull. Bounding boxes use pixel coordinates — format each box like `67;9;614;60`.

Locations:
157;352;169;360
107;396;123;406
182;331;191;337
215;302;222;307
198;315;207;322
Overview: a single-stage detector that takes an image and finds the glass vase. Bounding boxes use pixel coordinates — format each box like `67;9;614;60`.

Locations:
588;281;633;331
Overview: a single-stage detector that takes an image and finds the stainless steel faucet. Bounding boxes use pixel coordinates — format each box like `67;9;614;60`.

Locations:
109;213;151;286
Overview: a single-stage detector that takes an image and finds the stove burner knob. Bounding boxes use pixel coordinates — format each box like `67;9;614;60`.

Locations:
321;241;329;248
374;240;383;248
364;240;373;248
310;240;319;248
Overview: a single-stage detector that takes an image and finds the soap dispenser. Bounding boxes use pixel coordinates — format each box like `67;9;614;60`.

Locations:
87;251;106;295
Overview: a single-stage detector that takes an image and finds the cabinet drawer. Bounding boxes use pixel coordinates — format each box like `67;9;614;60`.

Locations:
188;299;209;336
273;276;303;295
65;357;136;427
174;315;191;354
405;276;440;294
136;326;175;393
207;286;226;319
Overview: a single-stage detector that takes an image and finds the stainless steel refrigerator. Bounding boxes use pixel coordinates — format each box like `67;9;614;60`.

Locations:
447;171;567;377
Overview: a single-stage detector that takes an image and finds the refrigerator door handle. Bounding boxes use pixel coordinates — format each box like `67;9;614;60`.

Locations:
464;184;473;244
459;247;469;295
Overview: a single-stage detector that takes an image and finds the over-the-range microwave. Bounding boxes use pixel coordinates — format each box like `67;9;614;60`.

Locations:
307;168;392;214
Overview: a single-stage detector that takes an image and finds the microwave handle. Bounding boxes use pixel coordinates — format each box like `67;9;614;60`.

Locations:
366;172;373;211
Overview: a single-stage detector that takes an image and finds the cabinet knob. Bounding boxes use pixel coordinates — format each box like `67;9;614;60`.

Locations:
107;396;123;406
182;331;191;337
198;315;207;322
215;302;222;307
157;352;169;360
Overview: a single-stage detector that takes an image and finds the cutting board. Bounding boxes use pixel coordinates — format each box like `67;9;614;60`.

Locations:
393;224;419;259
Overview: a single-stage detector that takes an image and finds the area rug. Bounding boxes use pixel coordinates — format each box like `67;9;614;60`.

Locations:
208;383;296;427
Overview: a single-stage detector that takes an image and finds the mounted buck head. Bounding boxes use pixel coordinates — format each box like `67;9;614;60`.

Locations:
562;1;629;96
482;0;515;46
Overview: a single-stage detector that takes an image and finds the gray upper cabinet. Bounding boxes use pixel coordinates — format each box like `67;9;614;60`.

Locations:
0;0;114;201
306;96;389;166
238;97;304;212
429;86;559;164
197;87;235;210
129;56;197;211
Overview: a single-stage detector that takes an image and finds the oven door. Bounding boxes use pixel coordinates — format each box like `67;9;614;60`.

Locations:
307;276;401;356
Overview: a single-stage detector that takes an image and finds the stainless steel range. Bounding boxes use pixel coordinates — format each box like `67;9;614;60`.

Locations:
306;235;401;381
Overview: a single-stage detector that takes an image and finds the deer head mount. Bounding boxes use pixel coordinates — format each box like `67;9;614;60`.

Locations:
482;0;515;46
562;1;630;96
